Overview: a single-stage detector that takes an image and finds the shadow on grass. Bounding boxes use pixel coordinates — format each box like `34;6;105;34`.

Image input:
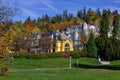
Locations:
73;63;120;70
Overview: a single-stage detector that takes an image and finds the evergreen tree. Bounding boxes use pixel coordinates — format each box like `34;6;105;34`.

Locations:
107;9;111;17
105;12;120;61
82;6;87;21
77;10;82;19
67;13;74;21
43;14;50;23
63;10;68;21
105;38;114;60
26;16;31;22
51;14;62;23
87;33;97;58
96;8;101;18
106;38;120;60
112;13;120;39
96;10;109;59
100;10;109;39
105;11;120;60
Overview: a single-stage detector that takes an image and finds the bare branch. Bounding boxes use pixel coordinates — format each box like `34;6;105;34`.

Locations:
0;0;18;23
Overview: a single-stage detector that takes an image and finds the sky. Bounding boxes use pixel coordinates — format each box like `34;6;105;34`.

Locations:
3;0;120;22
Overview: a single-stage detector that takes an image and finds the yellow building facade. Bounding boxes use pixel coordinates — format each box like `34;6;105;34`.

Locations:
51;39;74;52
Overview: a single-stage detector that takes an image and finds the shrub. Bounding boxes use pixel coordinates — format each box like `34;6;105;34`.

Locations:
13;51;84;59
69;51;80;59
0;64;8;76
47;52;61;58
60;52;70;58
26;53;48;59
106;39;120;61
0;59;9;76
13;51;26;58
25;52;61;59
80;46;87;57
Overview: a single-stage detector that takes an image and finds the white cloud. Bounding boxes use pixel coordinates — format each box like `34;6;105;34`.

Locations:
19;0;42;5
36;7;49;11
41;0;59;12
19;0;59;12
21;8;38;18
114;0;120;3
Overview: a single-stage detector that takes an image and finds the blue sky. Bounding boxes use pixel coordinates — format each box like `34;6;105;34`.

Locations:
3;0;120;22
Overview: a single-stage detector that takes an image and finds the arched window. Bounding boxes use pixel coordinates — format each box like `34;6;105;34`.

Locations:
64;43;70;51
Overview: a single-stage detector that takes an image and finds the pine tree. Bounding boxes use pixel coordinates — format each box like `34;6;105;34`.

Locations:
63;10;68;21
105;38;114;60
96;8;101;18
112;13;120;39
82;6;87;21
96;10;109;59
106;11;120;60
87;33;97;58
77;10;82;19
100;10;109;39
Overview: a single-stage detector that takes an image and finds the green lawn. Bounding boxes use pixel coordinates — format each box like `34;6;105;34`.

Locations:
0;58;120;80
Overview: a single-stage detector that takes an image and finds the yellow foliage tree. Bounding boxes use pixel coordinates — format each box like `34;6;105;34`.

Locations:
4;29;16;49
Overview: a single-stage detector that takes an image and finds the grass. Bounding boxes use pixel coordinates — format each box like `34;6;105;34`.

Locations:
0;58;120;80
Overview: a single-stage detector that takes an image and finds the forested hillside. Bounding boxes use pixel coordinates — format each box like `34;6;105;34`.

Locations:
0;6;120;60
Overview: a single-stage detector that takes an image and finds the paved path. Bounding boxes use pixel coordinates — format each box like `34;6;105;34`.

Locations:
10;68;70;72
100;61;110;65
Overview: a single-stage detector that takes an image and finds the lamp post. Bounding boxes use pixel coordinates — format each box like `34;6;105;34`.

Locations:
69;56;72;69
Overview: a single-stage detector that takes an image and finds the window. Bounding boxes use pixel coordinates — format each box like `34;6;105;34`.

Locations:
65;43;70;51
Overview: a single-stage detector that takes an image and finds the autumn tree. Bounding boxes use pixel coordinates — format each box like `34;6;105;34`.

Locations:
80;30;89;55
24;17;40;34
0;0;17;76
0;0;17;54
13;30;27;51
4;29;16;49
86;9;99;26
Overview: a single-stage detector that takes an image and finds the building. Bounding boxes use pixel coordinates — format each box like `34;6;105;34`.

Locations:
27;22;99;53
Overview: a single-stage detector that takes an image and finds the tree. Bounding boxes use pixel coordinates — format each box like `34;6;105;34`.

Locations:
80;30;88;48
63;10;68;21
4;29;16;48
13;31;27;51
38;14;50;23
96;10;109;60
51;14;62;23
0;0;17;23
87;33;97;58
77;10;82;19
112;13;120;39
2;20;13;33
0;0;17;76
86;9;98;25
106;38;120;60
82;6;87;21
80;30;88;56
96;8;101;18
105;12;120;61
24;17;40;34
0;0;17;47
